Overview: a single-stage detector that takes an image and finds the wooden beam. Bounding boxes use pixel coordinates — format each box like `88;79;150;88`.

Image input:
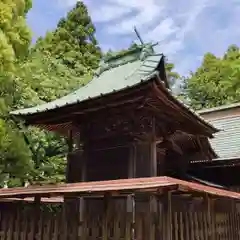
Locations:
152;80;214;136
25;81;153;125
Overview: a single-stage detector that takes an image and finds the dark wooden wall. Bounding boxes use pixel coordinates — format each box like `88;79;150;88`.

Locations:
0;194;240;240
87;147;129;181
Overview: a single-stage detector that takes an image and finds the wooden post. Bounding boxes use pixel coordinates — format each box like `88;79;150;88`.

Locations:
127;194;136;240
61;200;68;240
149;194;158;240
33;196;41;240
78;143;87;239
67;129;73;153
132;195;136;240
127;144;136;240
150;117;157;177
230;199;237;239
207;195;215;240
66;129;75;183
102;194;110;240
128;143;136;178
167;192;173;240
78;197;86;239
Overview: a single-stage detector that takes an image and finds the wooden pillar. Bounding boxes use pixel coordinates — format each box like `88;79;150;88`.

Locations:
66;129;73;183
167;192;173;240
102;194;111;240
127;144;136;240
231;200;238;239
33;196;41;240
128;143;136;178
67;129;73;153
157;149;166;176
149;117;158;239
65;131;87;239
207;195;216;240
78;147;86;239
126;194;135;240
150;117;157;177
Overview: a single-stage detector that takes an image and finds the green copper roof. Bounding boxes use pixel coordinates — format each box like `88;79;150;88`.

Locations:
11;44;162;116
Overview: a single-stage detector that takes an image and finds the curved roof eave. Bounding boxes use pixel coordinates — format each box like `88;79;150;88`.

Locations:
10;52;218;136
10;54;163;117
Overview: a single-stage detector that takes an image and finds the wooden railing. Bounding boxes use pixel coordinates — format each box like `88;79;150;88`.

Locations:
0;197;240;239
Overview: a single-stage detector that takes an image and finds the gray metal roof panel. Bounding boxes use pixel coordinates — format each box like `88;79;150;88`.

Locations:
197;102;240;114
208;116;240;158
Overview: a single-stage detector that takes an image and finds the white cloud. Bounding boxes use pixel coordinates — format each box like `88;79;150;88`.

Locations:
109;0;157;9
55;0;79;8
145;18;179;43
95;0;240;75
90;5;131;23
106;2;162;35
35;0;240;75
87;0;212;64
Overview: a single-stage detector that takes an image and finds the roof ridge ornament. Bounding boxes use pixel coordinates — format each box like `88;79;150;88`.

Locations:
139;44;155;61
93;27;159;77
94;59;109;77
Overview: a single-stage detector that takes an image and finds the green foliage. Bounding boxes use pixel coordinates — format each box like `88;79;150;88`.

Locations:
10;50;92;185
26;128;67;184
0;0;33;186
0;0;239;188
185;45;240;109
0;0;32;71
0;70;34;187
0;118;32;187
104;42;139;60
19;52;92;103
0;0;99;186
165;61;180;87
33;1;101;75
12;51;92;185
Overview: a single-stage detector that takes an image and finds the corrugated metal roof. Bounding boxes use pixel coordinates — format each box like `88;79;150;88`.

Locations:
207;116;240;158
0;177;239;200
197;102;240;114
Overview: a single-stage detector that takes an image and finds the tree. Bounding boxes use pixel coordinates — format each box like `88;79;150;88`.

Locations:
25;128;67;185
185;45;240;109
0;72;33;187
18;51;91;103
0;0;33;186
165;61;180;88
13;52;92;185
34;1;101;76
0;0;32;72
5;1;101;186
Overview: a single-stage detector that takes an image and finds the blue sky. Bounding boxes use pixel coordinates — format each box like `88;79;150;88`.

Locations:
27;0;240;75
